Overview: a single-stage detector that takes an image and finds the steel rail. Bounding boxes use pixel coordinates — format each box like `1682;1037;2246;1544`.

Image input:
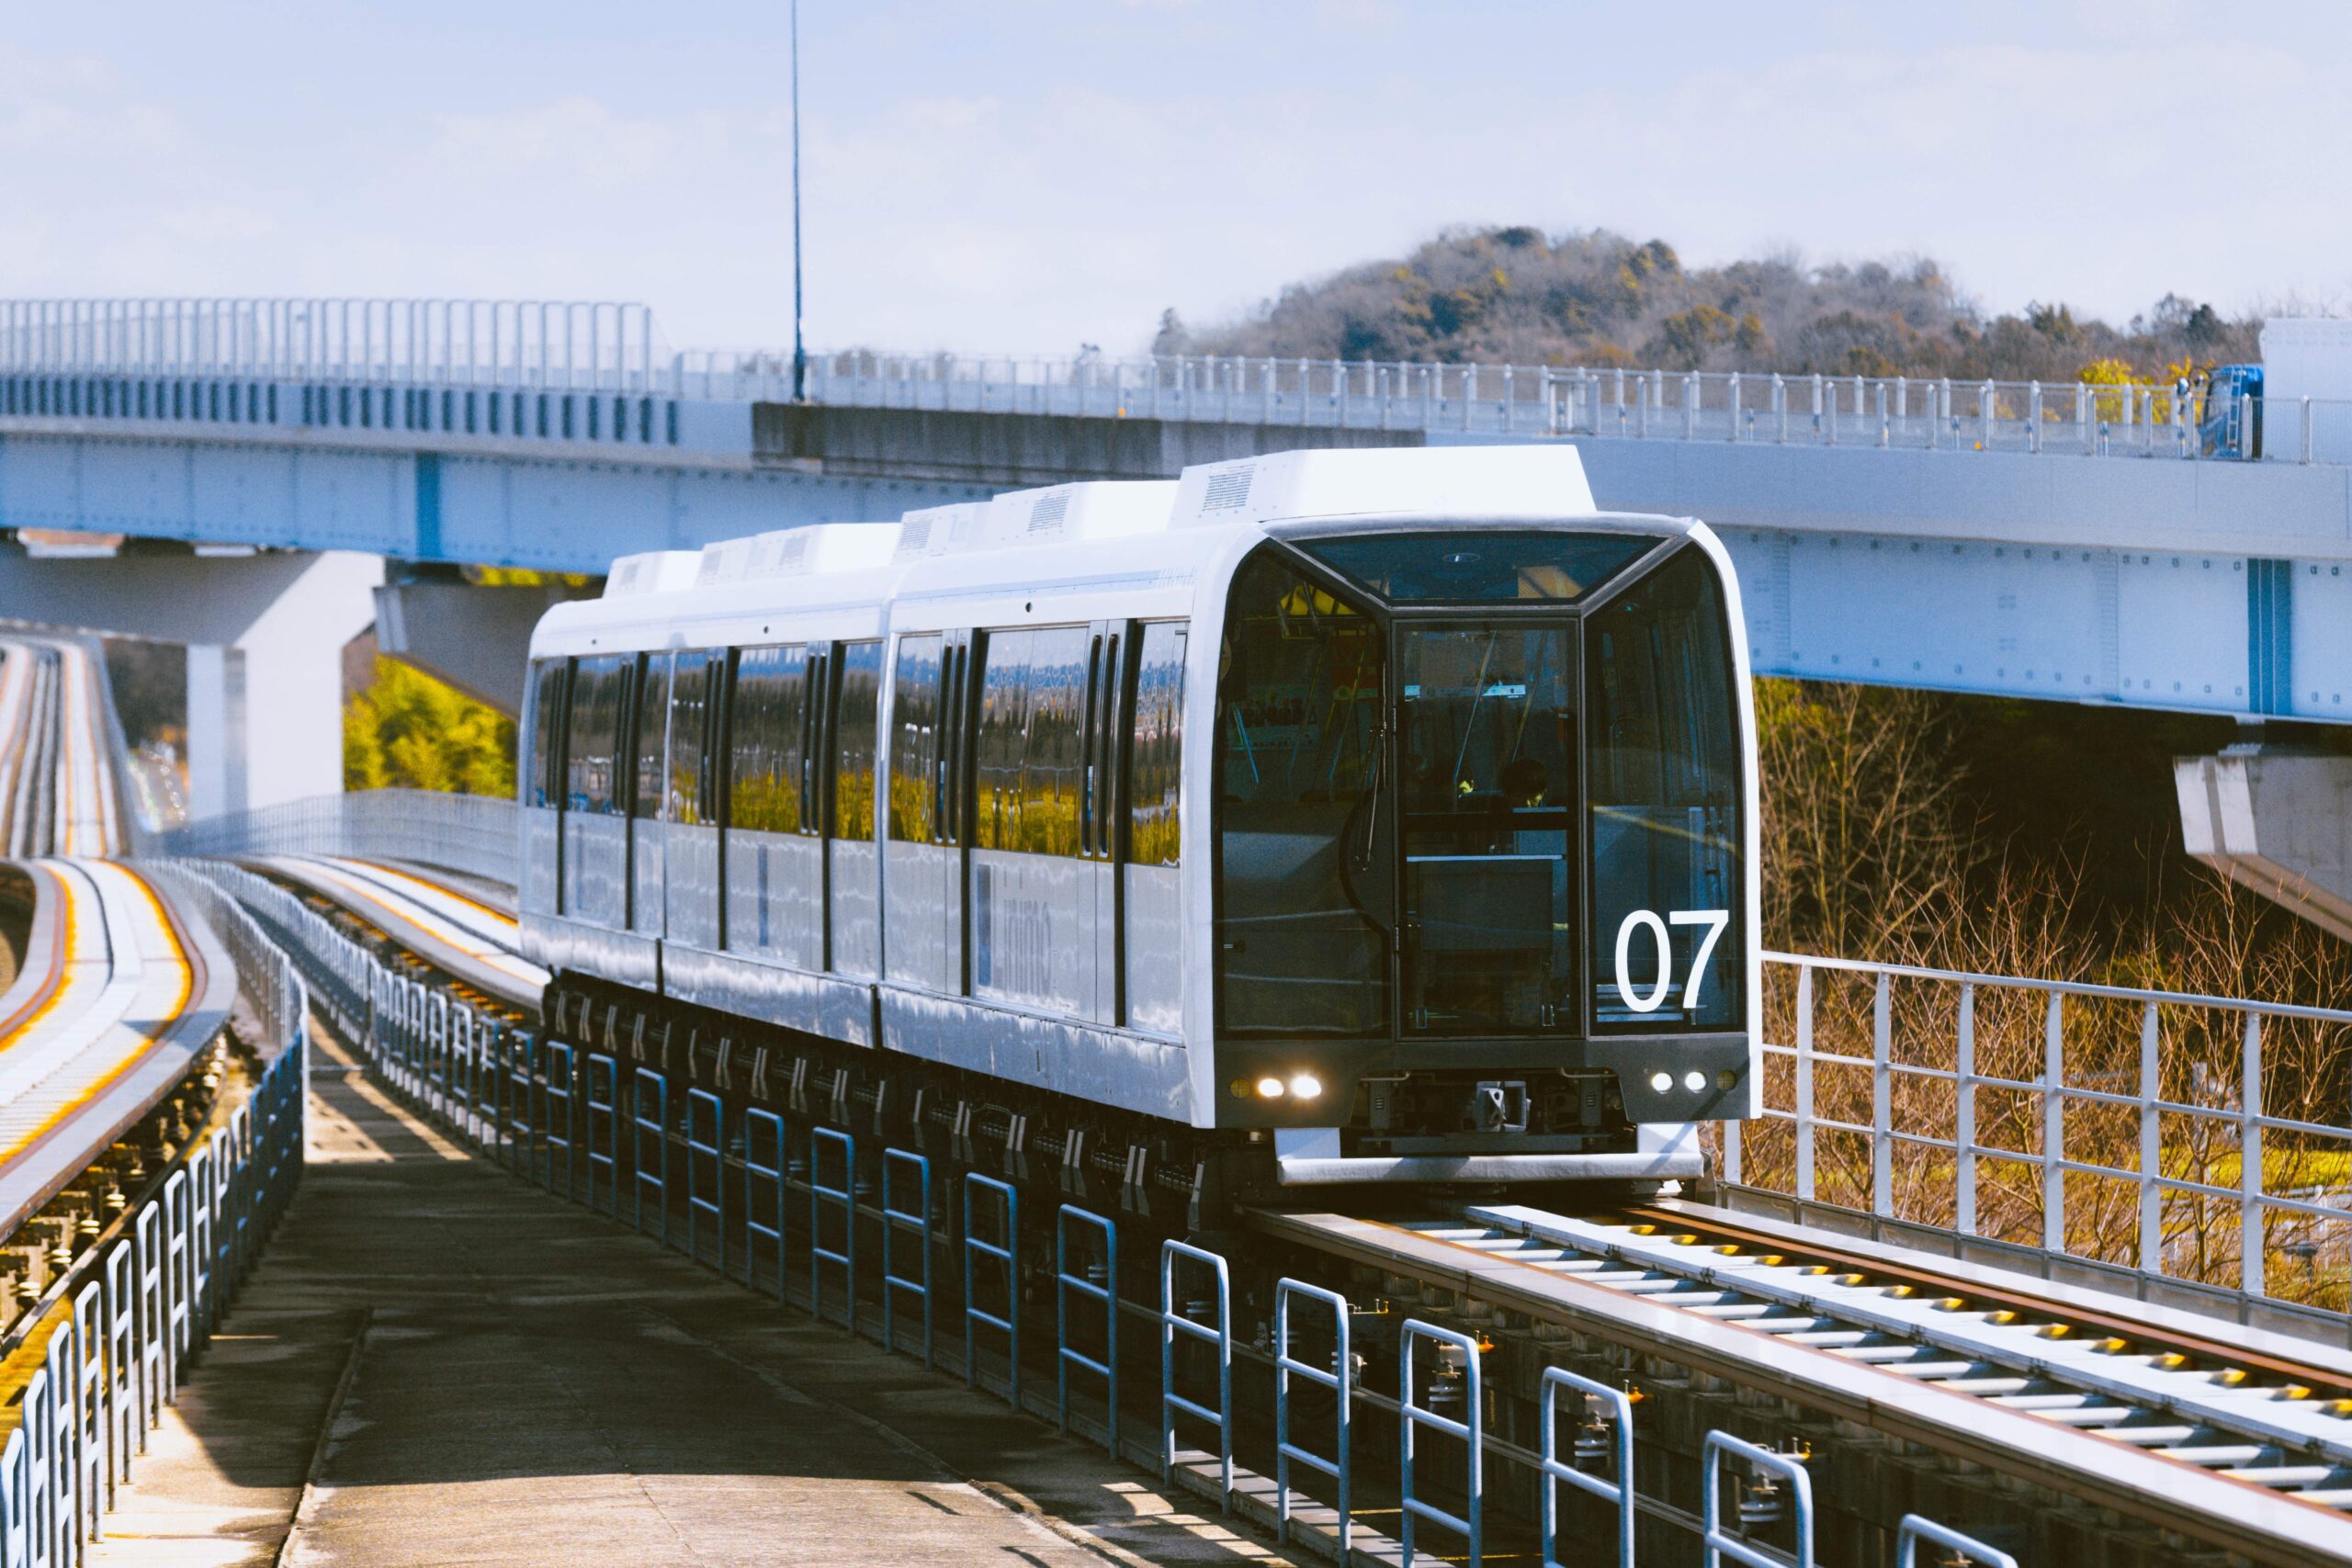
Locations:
1627;1202;2352;1400
1243;1205;2352;1568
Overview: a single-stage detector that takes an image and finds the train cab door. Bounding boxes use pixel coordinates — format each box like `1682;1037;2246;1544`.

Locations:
1078;621;1128;1025
1393;617;1580;1039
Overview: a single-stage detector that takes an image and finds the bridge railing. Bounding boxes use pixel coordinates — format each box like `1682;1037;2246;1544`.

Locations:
1733;950;2352;1335
141;789;516;888
14;299;2352;464
0;299;664;392
801;349;2352;464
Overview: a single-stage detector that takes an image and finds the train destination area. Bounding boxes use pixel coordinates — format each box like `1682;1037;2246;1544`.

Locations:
7;7;2352;1565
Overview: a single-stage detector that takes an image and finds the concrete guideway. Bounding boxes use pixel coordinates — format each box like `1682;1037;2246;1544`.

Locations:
0;856;234;1240
86;1027;1307;1568
254;855;545;1013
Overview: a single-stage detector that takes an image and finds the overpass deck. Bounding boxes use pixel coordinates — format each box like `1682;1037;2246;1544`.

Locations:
5;297;2350;722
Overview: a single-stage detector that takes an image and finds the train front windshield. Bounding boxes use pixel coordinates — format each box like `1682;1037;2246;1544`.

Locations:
1215;527;1744;1047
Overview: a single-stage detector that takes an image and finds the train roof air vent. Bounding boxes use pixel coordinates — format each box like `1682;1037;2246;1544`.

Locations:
1202;468;1254;511
1172;445;1597;527
604;549;704;598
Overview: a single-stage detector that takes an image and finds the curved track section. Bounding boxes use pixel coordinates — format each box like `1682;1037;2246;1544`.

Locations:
0;634;128;859
254;853;545;1013
0;857;233;1236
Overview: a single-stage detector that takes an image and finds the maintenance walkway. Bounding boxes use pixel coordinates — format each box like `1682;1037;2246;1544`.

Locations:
87;1026;1301;1568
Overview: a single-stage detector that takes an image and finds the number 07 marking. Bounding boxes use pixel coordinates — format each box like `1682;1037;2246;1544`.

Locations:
1612;908;1731;1013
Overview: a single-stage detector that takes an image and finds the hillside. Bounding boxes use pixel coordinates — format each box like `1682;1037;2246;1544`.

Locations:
1156;226;2258;384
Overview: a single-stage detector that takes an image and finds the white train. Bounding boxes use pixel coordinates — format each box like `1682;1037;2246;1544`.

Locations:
519;445;1758;1201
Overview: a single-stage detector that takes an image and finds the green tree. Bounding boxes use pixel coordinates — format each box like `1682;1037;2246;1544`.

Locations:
344;656;516;795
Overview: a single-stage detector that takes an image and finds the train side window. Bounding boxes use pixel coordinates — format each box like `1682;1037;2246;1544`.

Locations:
831;641;884;842
974;624;1090;856
1125;622;1185;866
888;634;943;843
1584;546;1743;1032
631;653;672;822
728;645;808;833
667;650;720;824
526;659;569;809
564;653;632;816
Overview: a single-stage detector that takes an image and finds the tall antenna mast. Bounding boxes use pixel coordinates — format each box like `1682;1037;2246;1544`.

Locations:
790;0;807;401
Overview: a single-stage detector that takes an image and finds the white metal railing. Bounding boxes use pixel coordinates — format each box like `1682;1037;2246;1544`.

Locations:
140;789;517;887
1730;950;2352;1323
0;299;662;393
14;299;2352;464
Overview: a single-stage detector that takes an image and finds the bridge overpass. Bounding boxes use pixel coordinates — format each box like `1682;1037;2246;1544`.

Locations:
4;298;2346;725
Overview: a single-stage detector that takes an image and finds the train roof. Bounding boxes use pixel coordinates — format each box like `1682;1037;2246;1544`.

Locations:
539;444;1706;652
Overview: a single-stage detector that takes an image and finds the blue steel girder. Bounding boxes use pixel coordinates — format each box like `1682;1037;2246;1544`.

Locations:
1717;530;2350;721
4;413;2350;723
0;427;990;572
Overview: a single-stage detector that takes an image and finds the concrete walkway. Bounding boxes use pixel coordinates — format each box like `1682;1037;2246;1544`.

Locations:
90;1030;1303;1568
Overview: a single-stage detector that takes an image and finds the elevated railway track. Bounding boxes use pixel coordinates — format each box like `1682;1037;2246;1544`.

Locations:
185;808;2349;1567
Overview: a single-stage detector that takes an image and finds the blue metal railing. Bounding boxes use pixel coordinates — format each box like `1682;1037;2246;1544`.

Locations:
808;1127;855;1331
879;1149;933;1368
583;1054;618;1216
1703;1430;1815;1568
1158;1240;1231;1509
631;1068;669;1242
1398;1319;1482;1568
1055;1205;1119;1457
742;1109;788;1302
1538;1366;1634;1568
1273;1278;1351;1554
540;1042;574;1196
502;1031;537;1176
962;1175;1020;1408
684;1089;726;1273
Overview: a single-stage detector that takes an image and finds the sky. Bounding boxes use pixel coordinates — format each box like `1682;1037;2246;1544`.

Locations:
3;1;2347;358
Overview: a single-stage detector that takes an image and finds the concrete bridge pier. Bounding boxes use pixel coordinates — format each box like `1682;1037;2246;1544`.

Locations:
0;547;381;819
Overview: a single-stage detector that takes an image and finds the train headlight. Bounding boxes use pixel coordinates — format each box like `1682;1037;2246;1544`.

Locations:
1288;1074;1323;1100
1649;1071;1673;1093
1255;1076;1287;1099
1684;1071;1707;1093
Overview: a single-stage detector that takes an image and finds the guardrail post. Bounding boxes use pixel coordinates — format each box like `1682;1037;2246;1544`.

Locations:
1896;1514;2017;1568
1956;985;1978;1235
1398;1319;1480;1568
2242;1012;2265;1298
1794;964;1815;1202
808;1127;855;1330
541;1041;574;1196
963;1175;1020;1407
2138;1001;2162;1274
1159;1240;1231;1507
685;1089;726;1272
22;1367;51;1567
880;1150;933;1367
1703;1429;1814;1568
1274;1279;1351;1552
632;1067;669;1243
40;1324;74;1566
584;1054;617;1214
742;1110;788;1301
1871;972;1893;1218
1056;1205;1118;1455
71;1281;102;1545
1539;1365;1633;1568
163;1174;191;1386
2042;993;2065;1255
